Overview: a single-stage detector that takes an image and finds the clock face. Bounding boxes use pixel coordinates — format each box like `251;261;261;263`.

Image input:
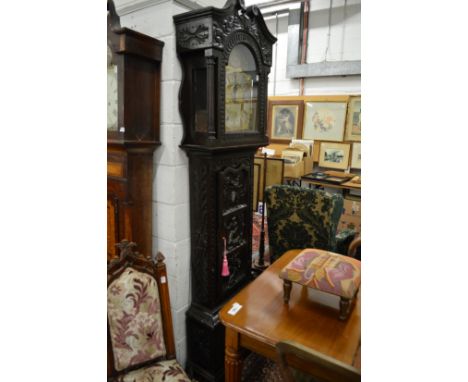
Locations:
107;43;118;131
225;44;258;133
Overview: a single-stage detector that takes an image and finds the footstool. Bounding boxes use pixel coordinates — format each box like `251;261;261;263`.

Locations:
279;248;361;320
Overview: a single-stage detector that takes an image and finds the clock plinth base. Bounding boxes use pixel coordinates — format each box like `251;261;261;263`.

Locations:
186;305;225;382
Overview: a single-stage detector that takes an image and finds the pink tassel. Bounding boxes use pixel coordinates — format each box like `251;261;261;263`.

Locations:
221;237;230;277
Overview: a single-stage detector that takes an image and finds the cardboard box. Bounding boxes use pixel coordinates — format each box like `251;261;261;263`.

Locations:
284;160;305;178
304;155;314;174
270;144;314;179
342;198;361;217
337;214;361;235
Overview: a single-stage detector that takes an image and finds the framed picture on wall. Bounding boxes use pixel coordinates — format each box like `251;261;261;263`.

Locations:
303;101;347;142
318;142;351;170
267;100;304;143
351;142;361;169
345;96;361;141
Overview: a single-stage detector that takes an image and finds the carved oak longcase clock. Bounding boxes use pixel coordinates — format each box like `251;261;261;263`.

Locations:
174;1;276;380
107;1;164;260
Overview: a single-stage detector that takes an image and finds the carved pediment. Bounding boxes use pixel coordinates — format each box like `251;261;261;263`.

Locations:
174;0;276;65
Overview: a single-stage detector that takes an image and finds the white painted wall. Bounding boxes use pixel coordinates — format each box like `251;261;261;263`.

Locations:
307;0;361;63
262;0;361;96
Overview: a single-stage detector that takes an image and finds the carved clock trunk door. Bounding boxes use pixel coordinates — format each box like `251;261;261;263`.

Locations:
216;159;252;299
175;1;276;380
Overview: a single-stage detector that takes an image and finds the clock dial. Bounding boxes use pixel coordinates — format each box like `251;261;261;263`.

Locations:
107;43;118;131
225;44;258;133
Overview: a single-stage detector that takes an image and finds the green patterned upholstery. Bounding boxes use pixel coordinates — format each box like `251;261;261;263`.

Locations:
265;185;354;262
335;229;357;256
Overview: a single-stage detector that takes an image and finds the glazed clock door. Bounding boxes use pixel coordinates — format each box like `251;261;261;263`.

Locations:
225;44;259;134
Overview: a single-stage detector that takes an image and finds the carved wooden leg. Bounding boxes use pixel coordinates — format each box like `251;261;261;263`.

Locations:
339;297;351;320
283;280;292;304
225;327;243;382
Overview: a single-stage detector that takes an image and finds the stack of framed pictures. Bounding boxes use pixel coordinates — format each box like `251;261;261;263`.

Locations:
267;95;361;172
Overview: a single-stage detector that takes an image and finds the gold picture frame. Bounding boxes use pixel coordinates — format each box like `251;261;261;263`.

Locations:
318;142;351;170
267;100;304;143
345;96;361;141
303;101;347;142
351;142;361;169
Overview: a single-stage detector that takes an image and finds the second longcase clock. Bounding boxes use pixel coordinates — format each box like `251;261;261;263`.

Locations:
107;0;164;260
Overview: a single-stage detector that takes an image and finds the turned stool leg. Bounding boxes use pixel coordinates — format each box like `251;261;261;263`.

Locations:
283;280;292;303
339;297;351;320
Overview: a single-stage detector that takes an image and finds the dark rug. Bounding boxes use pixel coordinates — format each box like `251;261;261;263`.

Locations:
241;352;283;382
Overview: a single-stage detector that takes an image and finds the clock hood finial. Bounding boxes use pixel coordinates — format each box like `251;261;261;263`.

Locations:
107;0;121;29
223;0;246;12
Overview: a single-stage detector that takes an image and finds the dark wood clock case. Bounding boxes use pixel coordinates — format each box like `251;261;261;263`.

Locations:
107;0;164;261
174;1;276;380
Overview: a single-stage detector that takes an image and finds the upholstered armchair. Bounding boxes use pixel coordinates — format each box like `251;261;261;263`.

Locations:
107;240;191;382
265;185;355;262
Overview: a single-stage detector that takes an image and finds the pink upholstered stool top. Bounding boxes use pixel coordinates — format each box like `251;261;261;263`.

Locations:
279;248;361;299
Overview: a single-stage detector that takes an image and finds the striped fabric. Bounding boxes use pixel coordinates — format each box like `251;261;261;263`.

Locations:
280;249;361;299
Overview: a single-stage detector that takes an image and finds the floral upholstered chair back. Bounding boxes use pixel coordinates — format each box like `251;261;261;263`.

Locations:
265;185;344;262
108;268;166;371
107;242;170;373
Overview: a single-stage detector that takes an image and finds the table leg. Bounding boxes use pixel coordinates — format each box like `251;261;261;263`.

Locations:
283;280;292;303
339;297;351;320
225;327;243;382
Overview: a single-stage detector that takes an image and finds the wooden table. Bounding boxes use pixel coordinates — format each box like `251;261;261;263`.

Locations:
219;249;361;382
300;171;361;198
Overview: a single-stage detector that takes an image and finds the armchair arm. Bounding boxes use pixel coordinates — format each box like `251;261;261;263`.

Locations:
347;237;361;259
334;229;356;256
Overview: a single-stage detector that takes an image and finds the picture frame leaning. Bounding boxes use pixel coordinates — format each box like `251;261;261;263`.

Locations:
303;100;347;142
351;142;361;169
319;142;351;170
267;100;304;143
345;96;361;141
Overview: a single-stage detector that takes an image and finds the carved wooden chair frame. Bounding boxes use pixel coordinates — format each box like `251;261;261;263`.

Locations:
107;240;176;380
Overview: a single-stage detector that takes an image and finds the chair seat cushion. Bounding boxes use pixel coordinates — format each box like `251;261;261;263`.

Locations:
279;249;361;299
117;359;191;382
